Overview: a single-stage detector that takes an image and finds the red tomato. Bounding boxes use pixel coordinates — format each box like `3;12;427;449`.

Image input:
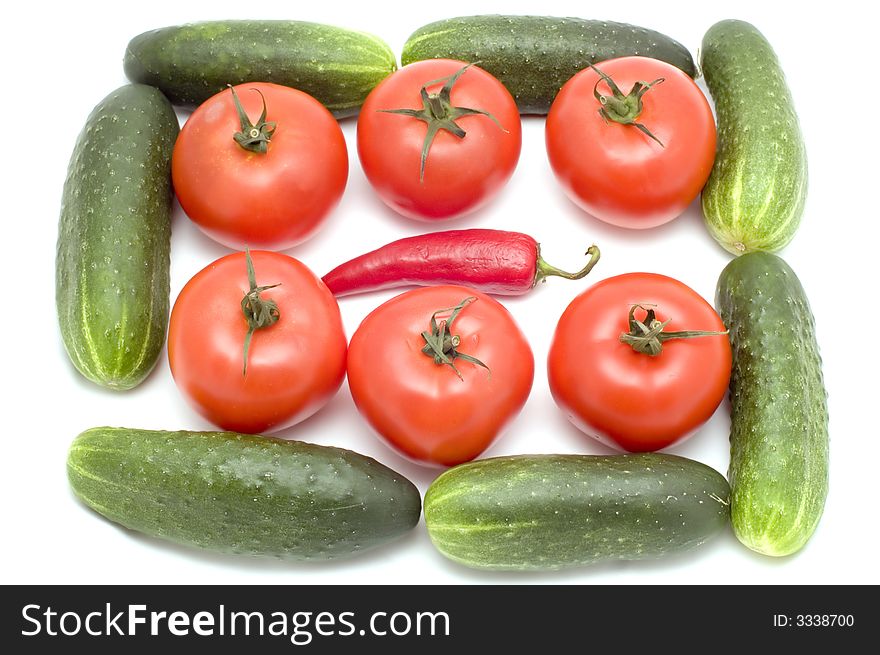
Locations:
168;251;347;434
357;60;521;221
172;83;348;250
547;273;731;452
546;57;716;229
347;286;534;466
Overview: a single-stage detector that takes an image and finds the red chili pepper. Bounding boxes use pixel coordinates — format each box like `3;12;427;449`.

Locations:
322;229;600;297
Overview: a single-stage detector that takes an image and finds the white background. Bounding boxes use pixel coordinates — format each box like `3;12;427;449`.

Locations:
2;0;877;585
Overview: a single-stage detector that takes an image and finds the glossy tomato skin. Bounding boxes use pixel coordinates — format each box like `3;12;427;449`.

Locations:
546;57;716;229
357;60;521;221
172;83;348;250
547;273;731;452
168;251;347;434
347;286;534;466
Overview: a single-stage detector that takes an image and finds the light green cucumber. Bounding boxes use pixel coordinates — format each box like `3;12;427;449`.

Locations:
68;427;422;560
124;21;396;118
701;20;808;255
424;453;730;571
716;252;828;556
56;84;177;390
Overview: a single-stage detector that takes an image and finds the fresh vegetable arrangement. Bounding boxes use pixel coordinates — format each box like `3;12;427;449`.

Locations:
57;15;825;572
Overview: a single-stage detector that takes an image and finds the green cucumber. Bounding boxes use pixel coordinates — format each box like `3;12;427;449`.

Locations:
701;20;808;255
424;453;730;571
401;15;696;114
124;21;397;118
68;427;421;560
716;252;828;556
56;85;177;391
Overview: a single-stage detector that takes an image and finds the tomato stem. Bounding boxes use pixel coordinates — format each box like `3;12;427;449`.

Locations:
240;248;281;375
379;63;508;182
535;244;601;286
229;85;277;154
420;297;490;380
619;304;727;356
590;64;665;147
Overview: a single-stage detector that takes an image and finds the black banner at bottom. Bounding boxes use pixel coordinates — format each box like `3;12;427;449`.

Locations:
3;585;868;652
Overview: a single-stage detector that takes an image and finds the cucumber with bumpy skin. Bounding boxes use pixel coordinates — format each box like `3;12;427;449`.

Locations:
68;427;422;561
401;15;696;114
716;252;828;556
56;84;178;390
700;20;808;255
424;453;730;571
124;21;397;118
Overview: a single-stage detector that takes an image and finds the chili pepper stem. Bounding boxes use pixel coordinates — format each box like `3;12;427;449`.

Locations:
534;244;601;285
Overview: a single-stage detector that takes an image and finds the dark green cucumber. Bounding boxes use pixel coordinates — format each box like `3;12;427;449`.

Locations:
124;21;396;118
56;85;177;390
424;453;729;571
701;20;808;255
716;253;828;556
401;15;696;114
68;428;421;560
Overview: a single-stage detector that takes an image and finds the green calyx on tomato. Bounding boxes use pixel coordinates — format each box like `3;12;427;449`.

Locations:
420;296;490;380
240;248;281;375
619;304;728;356
590;64;665;146
379;63;507;181
229;85;277;154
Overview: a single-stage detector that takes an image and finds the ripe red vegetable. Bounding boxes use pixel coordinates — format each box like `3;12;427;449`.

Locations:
323;229;600;297
347;286;534;466
168;250;347;434
547;273;732;452
172;83;348;250
546;57;716;229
